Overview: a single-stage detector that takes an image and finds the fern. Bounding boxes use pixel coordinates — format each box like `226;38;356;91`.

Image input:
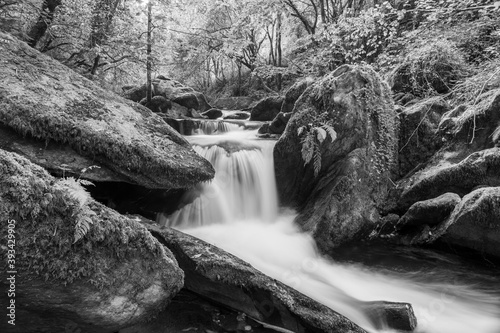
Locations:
74;213;95;244
297;112;338;177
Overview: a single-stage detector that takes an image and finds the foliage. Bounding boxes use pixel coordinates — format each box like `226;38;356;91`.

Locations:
297;112;337;177
390;39;468;97
328;3;400;64
0;149;168;288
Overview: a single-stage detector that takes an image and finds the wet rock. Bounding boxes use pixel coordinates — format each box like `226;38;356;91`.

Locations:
364;301;417;332
439;187;500;258
202;108;223;119
398;97;450;177
274;64;398;251
250;96;285;121
398;193;461;228
0;32;214;189
0;149;184;333
147;224;368;333
281;77;314;113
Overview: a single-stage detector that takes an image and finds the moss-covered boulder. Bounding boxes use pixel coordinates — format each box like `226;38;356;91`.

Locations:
146;224;368;333
0;149;184;333
274;64;398;251
153;77;212;112
440;187;500;258
0;32;214;190
398;192;461;228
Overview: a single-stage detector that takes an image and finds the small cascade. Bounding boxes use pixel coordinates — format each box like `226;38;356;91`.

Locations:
162;123;500;333
163;131;278;228
172;119;244;135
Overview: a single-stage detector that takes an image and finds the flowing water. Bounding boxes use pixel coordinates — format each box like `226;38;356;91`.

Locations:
164;122;500;333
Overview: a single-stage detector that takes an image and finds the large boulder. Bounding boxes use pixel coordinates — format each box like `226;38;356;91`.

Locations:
250;95;285;121
274;64;398;251
440;187;500;258
281;77;315;113
398;97;450;176
395;148;500;213
153;77;212;112
0;149;184;333
398;192;461;228
146;224;368;333
139;95;172;114
0;32;214;190
201;108;223;119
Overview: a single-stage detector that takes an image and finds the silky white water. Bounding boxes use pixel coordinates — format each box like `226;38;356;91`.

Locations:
166;127;500;333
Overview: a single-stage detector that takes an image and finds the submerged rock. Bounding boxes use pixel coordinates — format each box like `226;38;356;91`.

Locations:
274;64;398;251
147;224;368;333
0;149;184;333
0;32;214;190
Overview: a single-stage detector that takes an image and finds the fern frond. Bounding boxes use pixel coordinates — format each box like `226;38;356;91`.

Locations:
322;124;337;142
313;144;322;177
316;127;327;144
55;177;91;208
78;179;95;187
301;133;315;164
74;215;93;243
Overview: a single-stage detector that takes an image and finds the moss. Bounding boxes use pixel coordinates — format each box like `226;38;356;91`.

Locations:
0;149;171;289
0;32;214;190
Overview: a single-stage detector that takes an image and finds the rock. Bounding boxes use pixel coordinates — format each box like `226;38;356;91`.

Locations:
201;108;223;119
0;32;214;189
139;95;172;113
396;148;500;212
364;301;417;332
439;187;500;258
250;96;285;121
274;64;398;251
398;97;450;177
212;96;256;110
0;123;127;183
281;77;314;113
223;111;250;120
153;77;212;112
269;112;291;135
146;224;368;333
398;193;461;228
0;149;184;333
122;84;148;102
257;112;291;136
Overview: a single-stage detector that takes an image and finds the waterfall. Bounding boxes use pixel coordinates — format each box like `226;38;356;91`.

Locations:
163;123;500;333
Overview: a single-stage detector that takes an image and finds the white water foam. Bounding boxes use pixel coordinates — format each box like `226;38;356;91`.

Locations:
167;128;500;333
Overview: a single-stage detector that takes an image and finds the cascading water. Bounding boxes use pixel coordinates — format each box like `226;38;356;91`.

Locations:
164;123;500;333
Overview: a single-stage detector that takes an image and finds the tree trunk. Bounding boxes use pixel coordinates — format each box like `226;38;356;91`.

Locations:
146;0;152;103
27;0;62;48
276;12;282;91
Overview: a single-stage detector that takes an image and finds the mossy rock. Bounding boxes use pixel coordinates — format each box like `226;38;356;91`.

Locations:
0;32;214;190
274;64;398;251
0;149;184;332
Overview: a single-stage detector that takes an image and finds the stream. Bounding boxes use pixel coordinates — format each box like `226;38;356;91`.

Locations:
163;119;500;333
